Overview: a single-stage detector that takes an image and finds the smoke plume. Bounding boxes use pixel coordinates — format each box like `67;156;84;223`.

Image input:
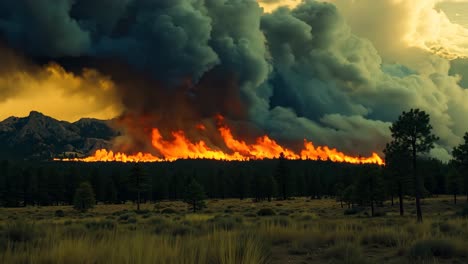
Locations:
1;0;467;160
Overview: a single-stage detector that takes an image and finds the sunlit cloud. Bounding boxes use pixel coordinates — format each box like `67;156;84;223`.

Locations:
0;48;123;121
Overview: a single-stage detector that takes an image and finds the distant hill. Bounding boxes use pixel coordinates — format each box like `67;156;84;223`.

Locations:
0;111;119;160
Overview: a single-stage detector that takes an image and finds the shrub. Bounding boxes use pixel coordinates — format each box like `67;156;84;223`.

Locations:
287;247;308;255
118;212;136;222
73;182;96;212
456;204;468;217
135;209;150;215
257;208;275;216
432;222;459;235
161;208;178;214
84;220;116;230
373;211;386;217
112;210;128;216
409;239;461;259
209;216;242;230
171;225;195;236
127;217;137;224
361;231;398;247
55;210;65;217
344;208;358;215
325;243;367;264
2;221;42;245
244;213;257;218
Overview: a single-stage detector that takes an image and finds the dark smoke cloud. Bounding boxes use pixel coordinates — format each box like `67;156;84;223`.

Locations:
1;0;467;159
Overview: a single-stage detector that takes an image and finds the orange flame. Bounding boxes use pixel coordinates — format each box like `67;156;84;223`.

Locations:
57;117;384;165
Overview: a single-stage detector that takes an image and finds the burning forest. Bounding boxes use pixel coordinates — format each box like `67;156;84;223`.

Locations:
58;115;384;164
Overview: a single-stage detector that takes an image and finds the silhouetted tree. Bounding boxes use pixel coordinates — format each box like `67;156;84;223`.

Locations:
275;153;289;200
264;175;277;202
384;141;411;216
342;185;355;208
354;167;385;217
334;182;345;208
234;172;248;200
183;178;206;212
388;109;438;222
447;167;462;204
452;132;468;202
128;164;149;211
73;182;96;212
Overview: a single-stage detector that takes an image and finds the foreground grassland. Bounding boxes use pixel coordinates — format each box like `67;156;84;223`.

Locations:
1;197;468;264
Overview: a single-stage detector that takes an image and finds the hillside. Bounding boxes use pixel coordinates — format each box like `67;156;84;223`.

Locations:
0;111;118;160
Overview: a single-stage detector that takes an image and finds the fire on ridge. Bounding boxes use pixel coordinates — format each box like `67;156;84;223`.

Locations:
56;116;385;165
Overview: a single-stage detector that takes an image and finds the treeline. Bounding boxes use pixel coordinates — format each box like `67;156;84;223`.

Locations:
2;108;468;223
0;157;458;208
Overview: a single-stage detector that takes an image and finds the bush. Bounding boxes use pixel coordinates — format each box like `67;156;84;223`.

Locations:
325;243;367;264
409;239;462;259
118;212;136;222
55;210;65;217
209;216;242;230
171;225;195;236
2;221;42;245
257;208;275;216
344;207;364;215
361;231;398;247
456;204;468;217
73;182;96;212
127;217;137;224
84;220;116;230
161;208;178;214
432;222;459;235
244;213;257;218
135;209;150;215
112;210;128;216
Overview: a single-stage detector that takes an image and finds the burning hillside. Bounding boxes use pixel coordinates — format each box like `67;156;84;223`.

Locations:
58;116;384;165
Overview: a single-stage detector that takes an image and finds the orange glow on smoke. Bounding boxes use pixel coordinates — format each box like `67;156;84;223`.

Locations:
57;117;384;165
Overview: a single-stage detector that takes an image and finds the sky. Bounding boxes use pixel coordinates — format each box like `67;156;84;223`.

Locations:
0;0;468;160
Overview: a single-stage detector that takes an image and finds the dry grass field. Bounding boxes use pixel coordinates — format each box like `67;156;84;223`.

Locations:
1;196;467;264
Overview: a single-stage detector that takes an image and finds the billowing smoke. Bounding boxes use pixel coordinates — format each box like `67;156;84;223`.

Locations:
0;0;467;160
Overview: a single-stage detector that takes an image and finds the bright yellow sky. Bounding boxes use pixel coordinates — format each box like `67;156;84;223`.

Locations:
0;63;122;122
257;0;300;12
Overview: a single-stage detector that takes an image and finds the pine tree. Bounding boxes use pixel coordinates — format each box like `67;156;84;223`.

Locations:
388;109;438;222
384;141;411;216
452;132;468;202
275;153;289;200
183;179;206;212
354;166;385;217
128;164;150;211
73;182;96;212
447;168;462;204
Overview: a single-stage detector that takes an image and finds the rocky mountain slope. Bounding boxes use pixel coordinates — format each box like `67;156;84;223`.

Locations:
0;111;118;160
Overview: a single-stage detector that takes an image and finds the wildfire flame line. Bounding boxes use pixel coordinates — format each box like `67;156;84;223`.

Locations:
56;118;384;165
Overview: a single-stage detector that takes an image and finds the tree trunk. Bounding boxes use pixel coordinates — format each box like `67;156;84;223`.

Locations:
137;191;140;211
413;143;423;223
371;200;375;217
454;193;457;204
398;182;404;216
391;194;394;206
282;182;286;200
340;200;343;208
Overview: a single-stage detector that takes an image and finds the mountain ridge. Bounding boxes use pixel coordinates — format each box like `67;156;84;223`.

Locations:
0;111;119;160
